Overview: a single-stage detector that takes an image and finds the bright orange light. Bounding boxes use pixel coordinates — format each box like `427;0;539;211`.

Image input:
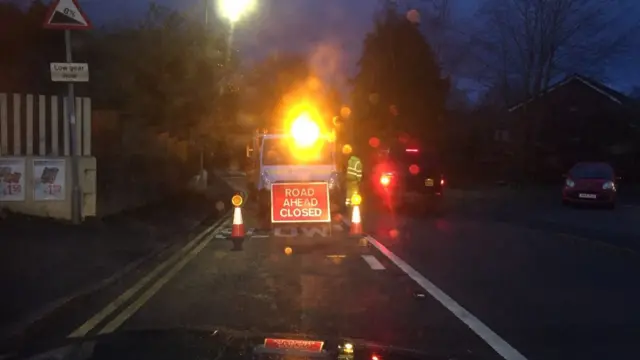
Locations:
231;194;243;207
340;106;351;118
290;113;320;147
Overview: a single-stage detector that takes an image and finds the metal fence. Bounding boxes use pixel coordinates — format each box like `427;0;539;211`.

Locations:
0;93;91;157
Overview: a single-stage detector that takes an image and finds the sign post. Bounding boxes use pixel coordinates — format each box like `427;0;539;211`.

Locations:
43;0;92;224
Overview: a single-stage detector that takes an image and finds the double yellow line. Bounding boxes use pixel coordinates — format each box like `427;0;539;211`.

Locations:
67;213;231;338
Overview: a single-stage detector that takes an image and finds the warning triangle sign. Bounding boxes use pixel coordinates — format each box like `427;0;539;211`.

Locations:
43;0;92;30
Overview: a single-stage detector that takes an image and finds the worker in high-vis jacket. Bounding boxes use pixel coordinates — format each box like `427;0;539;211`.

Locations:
345;154;363;206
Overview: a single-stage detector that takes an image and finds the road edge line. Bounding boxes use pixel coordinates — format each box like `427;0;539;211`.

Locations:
341;215;527;360
97;222;224;334
0;209;225;342
66;212;231;338
364;234;528;360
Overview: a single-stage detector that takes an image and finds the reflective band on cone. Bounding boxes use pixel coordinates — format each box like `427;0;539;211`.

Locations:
231;206;245;238
349;205;362;236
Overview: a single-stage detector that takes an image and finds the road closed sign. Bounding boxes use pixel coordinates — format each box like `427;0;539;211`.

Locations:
271;182;331;223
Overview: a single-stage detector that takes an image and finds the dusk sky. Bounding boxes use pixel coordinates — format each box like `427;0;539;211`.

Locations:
56;1;640;97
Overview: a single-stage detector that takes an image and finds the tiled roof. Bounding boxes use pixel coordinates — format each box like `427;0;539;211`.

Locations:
508;74;633;112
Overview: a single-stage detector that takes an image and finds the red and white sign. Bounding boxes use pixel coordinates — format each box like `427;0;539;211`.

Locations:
271;182;330;223
264;338;324;352
43;0;92;30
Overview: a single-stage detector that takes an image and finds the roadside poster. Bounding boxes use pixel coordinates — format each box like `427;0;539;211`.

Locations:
0;158;26;201
33;158;66;201
271;182;331;223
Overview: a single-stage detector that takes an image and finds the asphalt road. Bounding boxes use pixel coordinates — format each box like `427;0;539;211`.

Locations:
3;177;638;360
449;185;640;252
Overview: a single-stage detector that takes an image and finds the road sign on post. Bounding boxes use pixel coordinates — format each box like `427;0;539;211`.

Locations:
43;0;92;224
43;0;92;30
50;62;89;82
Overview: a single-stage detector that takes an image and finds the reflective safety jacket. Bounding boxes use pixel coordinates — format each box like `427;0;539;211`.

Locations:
346;155;363;183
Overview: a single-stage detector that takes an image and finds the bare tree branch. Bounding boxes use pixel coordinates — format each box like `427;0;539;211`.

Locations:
469;0;639;105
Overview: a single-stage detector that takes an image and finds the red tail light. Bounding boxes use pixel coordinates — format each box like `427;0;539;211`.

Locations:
405;148;419;153
380;173;393;187
440;178;445;186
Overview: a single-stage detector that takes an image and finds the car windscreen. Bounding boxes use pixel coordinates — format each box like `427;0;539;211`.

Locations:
569;163;613;179
262;137;333;166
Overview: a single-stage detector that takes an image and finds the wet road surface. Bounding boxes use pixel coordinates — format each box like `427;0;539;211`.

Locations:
3;177;639;360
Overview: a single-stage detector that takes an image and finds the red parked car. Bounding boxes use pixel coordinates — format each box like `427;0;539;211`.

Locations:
562;162;618;209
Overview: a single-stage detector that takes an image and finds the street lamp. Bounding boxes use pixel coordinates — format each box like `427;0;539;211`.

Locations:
217;0;256;23
199;0;255;176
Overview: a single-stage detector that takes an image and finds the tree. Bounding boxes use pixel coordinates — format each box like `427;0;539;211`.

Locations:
241;53;310;129
351;6;450;151
86;3;236;141
0;0;63;93
241;52;342;131
468;0;639;106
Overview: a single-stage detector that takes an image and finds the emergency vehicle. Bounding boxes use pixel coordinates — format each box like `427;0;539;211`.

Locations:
246;112;345;226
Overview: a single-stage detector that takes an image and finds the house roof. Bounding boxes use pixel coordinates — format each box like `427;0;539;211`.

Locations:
508;74;633;113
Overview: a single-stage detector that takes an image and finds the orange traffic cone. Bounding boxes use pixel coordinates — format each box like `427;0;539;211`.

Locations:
349;204;362;237
231;205;245;238
229;194;245;251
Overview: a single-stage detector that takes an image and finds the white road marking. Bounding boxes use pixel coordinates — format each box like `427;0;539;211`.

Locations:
361;255;385;270
68;215;231;338
273;226;334;238
300;226;329;237
252;234;269;238
365;235;527;360
274;227;298;237
341;216;527;360
98;227;220;334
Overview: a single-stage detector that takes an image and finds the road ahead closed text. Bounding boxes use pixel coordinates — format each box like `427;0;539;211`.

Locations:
271;182;330;223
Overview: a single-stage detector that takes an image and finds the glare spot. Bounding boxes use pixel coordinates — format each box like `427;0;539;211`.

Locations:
389;105;398;116
342;144;353;154
215;201;225;212
284;247;293;256
307;77;322;91
409;164;420;175
407;9;421;24
369;137;380;148
389;229;399;238
340;106;351;118
266;149;277;160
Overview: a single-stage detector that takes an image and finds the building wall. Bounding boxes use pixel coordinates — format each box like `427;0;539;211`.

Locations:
506;79;638;179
